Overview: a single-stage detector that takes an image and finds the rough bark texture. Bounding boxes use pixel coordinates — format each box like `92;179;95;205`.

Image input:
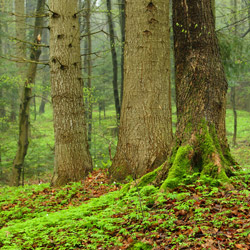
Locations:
106;0;120;122
110;0;172;181
11;0;45;186
50;0;92;187
155;0;237;190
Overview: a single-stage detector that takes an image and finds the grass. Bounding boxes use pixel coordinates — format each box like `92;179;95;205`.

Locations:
226;109;250;169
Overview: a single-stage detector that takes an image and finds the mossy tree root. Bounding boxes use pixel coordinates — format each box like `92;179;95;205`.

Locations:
159;123;238;190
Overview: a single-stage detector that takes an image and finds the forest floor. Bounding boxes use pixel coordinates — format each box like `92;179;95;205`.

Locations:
0;168;250;249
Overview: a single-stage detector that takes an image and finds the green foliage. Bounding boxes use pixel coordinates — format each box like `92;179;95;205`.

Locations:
0;169;250;249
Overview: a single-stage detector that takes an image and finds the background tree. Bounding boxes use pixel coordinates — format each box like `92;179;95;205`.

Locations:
49;0;92;186
156;0;238;190
11;0;46;186
106;0;120;122
110;0;173;181
118;0;125;105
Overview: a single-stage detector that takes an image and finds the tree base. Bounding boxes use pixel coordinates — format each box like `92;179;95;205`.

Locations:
134;122;239;191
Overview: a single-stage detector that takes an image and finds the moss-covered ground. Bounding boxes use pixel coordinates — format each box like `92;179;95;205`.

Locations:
0;169;250;249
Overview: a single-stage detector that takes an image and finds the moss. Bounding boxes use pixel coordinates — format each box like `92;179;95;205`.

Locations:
201;162;229;182
160;145;193;191
197;122;217;161
128;241;153;250
119;183;131;196
137;165;163;188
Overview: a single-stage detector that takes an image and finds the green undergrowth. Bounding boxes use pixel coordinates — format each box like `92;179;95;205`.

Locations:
226;109;250;170
0;170;250;249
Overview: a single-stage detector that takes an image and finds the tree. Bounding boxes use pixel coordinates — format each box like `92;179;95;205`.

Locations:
11;0;46;186
110;0;173;181
49;0;92;187
9;0;26;122
155;0;238;190
106;0;120;122
85;0;93;147
118;0;125;106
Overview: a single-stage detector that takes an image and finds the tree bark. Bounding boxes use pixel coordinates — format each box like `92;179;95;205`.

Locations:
118;0;125;108
11;0;45;186
50;0;92;187
106;0;120;122
110;0;173;181
155;0;237;190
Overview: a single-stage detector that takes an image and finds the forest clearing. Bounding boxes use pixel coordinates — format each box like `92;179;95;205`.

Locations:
0;0;250;249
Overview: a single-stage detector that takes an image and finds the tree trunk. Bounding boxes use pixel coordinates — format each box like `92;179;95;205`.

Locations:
50;0;92;187
11;0;45;186
39;16;50;115
118;0;125;107
85;0;93;148
231;0;238;146
0;1;6;120
39;89;48;114
106;0;120;122
10;0;27;122
155;0;237;190
110;0;173;181
231;86;237;146
15;0;26;60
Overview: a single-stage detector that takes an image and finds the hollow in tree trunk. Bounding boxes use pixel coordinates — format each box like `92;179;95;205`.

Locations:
155;0;238;190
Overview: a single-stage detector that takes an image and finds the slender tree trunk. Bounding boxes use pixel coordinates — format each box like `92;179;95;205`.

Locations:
39;16;49;115
15;0;26;60
231;86;237;146
10;0;26;122
50;0;92;187
11;0;45;186
86;0;93;148
39;94;46;114
232;0;238;146
106;0;120;122
0;1;6;120
118;0;125;107
155;0;237;190
110;0;173;181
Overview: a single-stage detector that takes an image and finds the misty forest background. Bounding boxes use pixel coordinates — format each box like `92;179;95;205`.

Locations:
0;0;250;185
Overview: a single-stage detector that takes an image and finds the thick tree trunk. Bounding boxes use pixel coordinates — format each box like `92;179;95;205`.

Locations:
118;0;125;107
50;0;92;187
106;0;120;122
110;0;172;181
11;0;45;186
155;0;237;190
